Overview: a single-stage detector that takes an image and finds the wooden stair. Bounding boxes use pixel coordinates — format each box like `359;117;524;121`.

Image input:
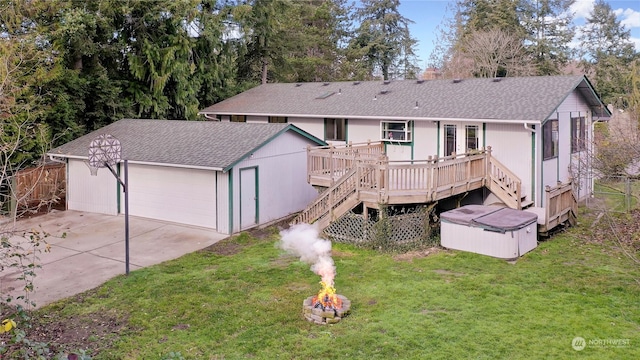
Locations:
292;168;361;227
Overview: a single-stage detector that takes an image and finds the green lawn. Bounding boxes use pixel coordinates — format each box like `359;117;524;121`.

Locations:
38;220;640;359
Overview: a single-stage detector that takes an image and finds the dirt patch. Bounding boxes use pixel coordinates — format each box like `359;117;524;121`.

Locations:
393;247;442;262
201;240;243;256
0;305;128;358
581;209;640;253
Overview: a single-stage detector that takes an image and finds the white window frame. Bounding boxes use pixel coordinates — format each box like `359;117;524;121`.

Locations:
381;121;412;142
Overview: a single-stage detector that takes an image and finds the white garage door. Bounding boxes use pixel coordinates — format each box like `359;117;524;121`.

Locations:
123;164;217;229
68;159;118;215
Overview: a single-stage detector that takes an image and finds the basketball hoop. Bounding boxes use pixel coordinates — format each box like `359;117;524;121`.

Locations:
86;133;131;275
88;134;122;170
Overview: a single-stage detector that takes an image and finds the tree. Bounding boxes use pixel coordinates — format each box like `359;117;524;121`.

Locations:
459;28;534;78
348;0;418;80
277;0;352;82
236;0;291;84
520;0;575;75
578;0;637;105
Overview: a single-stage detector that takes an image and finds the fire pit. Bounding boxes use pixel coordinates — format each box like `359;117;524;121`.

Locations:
302;281;351;324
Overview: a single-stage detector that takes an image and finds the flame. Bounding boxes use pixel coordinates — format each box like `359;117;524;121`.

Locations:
312;281;342;309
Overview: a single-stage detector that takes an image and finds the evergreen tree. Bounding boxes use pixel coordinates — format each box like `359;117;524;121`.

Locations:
520;0;575;75
277;0;352;82
1;0;62;165
578;0;637;105
348;0;418;80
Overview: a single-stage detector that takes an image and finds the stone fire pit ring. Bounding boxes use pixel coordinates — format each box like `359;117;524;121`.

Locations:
302;294;351;324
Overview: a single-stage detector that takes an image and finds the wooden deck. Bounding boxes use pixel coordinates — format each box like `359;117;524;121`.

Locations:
294;142;524;229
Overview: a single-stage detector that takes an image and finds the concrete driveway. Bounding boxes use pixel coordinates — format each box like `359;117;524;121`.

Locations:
0;210;227;308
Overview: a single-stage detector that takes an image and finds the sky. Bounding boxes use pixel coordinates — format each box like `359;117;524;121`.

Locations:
395;0;640;69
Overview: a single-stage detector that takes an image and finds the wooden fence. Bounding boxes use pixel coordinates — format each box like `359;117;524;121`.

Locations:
13;163;66;210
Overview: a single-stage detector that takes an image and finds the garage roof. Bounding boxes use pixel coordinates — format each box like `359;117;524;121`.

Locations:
199;75;611;122
48;119;326;171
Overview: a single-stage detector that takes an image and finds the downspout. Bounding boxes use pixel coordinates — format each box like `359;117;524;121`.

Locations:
523;123;535;133
523;123;536;206
48;154;67;164
202;114;220;121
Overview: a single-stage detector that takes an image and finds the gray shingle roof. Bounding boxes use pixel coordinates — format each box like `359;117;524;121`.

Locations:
49;119;324;170
199;75;610;121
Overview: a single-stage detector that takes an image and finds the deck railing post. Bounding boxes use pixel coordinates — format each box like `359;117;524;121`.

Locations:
329;144;335;186
485;146;492;186
307;145;311;182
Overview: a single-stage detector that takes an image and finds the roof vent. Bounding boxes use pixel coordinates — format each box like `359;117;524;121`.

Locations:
295;83;302;87
353;81;361;85
453;79;462;83
380;89;391;95
416;79;425;84
383;80;391;85
323;82;330;86
492;78;502;82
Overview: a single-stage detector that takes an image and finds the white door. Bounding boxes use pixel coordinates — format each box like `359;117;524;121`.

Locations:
240;167;258;229
442;123;481;156
123;164;216;229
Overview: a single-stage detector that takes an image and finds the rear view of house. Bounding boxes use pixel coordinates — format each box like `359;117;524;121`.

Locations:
200;75;610;231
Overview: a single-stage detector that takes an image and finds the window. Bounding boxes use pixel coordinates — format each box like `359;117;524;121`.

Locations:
325;118;346;141
465;125;478;151
230;115;246;122
444;124;456;156
268;116;287;123
571;116;586;153
381;121;412;142
543;120;559;160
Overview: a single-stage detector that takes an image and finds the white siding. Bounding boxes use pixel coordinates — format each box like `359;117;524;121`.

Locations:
67;159;118;215
288;117;325;140
543;91;593;202
216;171;231;234
485;123;533;201
347;118;381;143
413;120;438;160
229;131;319;233
122;164;217;229
247;115;267;123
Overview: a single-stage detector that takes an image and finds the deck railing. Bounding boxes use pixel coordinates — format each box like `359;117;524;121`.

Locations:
307;141;385;185
295;144;524;227
542;181;577;233
356;151;489;203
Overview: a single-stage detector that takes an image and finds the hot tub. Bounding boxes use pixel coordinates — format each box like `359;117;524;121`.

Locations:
441;205;538;259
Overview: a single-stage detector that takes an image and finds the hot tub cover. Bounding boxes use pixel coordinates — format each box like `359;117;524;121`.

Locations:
441;205;538;232
473;207;538;232
440;205;502;226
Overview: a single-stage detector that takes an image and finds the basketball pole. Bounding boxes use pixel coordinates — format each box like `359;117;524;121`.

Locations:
124;159;130;275
104;160;130;275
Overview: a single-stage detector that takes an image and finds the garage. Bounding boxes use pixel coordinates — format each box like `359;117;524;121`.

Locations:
123;164;216;229
48;119;325;234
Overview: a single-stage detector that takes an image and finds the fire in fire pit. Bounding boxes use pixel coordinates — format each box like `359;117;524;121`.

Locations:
278;224;351;324
313;281;342;310
303;281;351;324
